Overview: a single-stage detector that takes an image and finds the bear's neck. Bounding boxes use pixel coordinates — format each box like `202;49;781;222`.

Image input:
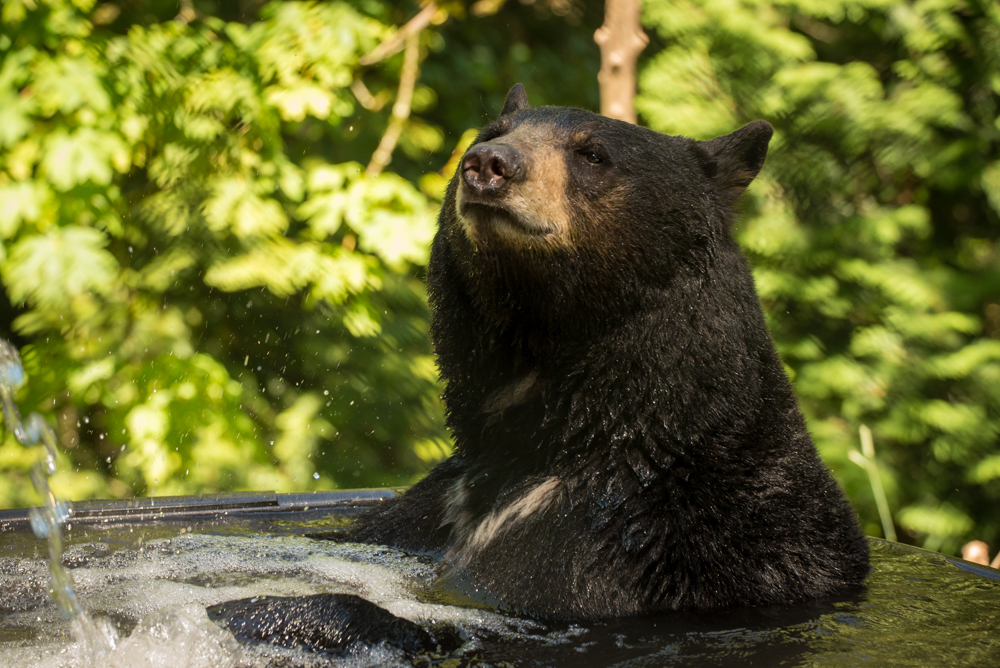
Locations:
430;229;788;474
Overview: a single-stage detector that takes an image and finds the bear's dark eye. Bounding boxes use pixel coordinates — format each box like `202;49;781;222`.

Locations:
576;147;607;166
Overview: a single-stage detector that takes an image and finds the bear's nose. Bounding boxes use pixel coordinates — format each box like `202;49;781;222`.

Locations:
461;144;520;193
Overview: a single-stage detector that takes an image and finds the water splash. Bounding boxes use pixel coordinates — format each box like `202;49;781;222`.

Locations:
0;339;115;661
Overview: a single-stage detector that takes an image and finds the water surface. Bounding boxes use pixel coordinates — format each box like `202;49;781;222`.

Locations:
0;494;996;667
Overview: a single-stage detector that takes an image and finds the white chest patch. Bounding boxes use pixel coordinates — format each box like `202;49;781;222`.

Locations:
442;476;562;557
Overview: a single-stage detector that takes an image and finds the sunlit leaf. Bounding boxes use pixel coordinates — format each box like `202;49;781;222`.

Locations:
0;93;33;148
41;128;127;191
897;503;973;539
265;84;334;121
202;178;288;238
5;226;118;308
0;181;49;238
32;55;110;115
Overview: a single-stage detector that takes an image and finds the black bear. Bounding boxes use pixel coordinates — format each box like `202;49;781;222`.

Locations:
349;84;870;619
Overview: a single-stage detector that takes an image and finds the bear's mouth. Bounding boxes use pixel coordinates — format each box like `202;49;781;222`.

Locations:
458;201;553;239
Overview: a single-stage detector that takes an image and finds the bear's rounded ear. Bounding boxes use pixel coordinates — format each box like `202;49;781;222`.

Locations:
694;120;773;196
500;83;530;117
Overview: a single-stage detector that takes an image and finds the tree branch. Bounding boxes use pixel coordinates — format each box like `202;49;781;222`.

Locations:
594;0;648;123
365;33;421;177
359;3;439;67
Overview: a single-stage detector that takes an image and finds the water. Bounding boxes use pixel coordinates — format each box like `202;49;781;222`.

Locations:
0;339;115;662
0;512;542;667
0;502;998;667
0;336;998;665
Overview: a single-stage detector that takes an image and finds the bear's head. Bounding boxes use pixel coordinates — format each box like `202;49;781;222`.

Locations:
434;84;773;345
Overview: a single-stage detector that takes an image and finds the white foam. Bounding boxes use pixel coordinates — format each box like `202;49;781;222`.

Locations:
0;533;547;667
107;604;242;668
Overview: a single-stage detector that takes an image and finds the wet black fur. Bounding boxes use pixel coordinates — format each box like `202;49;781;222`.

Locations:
350;87;870;619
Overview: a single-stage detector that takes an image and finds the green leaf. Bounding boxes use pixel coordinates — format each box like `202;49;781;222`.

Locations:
342;300;381;337
983;161;1000;217
0;181;49;239
41;128;127;191
969;455;1000;484
0;93;33;148
265;84;334;121
926;340;1000;379
4;226;118;308
204;239;320;296
185;68;260;119
137;246;199;292
148;144;199;190
32;55;110;115
345;173;437;268
310;248;378;303
202;178;288;238
836;259;941;309
273;393;333;484
918;400;987;437
897;503;973;539
68;358;116;396
850;326;906;363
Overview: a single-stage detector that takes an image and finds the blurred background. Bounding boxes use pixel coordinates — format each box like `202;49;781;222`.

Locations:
0;0;997;558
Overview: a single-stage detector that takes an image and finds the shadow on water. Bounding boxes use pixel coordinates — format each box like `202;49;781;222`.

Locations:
0;492;998;667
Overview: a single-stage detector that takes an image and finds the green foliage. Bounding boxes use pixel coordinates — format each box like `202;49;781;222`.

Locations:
639;0;1000;554
0;0;605;508
0;0;448;504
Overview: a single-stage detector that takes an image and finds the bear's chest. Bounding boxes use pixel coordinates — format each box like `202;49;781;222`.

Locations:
442;474;564;557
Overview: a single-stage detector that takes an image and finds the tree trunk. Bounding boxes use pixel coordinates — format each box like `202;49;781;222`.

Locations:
594;0;648;123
